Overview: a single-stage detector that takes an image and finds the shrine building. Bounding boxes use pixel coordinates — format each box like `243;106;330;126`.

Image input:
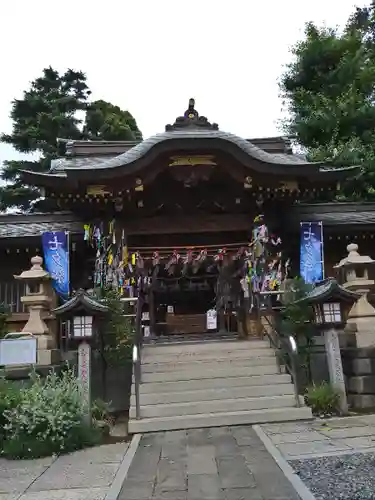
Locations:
0;99;369;337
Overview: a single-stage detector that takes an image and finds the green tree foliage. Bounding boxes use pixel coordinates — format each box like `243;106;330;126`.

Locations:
84;100;142;141
280;1;375;199
1;67;142;212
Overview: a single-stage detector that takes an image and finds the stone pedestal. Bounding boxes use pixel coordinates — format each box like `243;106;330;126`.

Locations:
324;328;348;414
14;256;60;366
335;243;375;348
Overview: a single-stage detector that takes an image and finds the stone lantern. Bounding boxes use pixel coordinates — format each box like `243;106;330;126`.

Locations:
14;255;60;366
301;278;359;414
334;243;375;347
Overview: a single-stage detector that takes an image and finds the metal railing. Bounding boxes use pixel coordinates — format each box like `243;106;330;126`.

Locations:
132;293;144;420
256;292;301;408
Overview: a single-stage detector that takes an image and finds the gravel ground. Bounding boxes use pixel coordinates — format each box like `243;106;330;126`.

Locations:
291;452;375;500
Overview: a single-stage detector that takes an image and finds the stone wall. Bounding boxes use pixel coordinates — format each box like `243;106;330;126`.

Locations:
342;344;375;410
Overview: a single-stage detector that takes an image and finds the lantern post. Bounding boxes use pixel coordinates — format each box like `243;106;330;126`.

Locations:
53;289;109;425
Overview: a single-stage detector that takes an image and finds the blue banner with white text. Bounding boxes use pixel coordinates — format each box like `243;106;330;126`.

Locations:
42;231;70;300
300;222;324;284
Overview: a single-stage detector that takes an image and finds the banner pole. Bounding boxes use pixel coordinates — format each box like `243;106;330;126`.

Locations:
320;222;325;280
66;231;70;298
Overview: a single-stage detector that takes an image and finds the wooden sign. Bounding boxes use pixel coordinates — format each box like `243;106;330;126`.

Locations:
169;155;216;167
86;185;111;196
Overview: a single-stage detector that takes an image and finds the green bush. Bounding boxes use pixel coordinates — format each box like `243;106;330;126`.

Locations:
1;368;102;459
0;378;21;446
305;382;340;416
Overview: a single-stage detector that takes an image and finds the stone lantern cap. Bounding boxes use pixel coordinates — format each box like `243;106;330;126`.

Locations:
52;289;109;317
14;255;50;281
334;243;375;269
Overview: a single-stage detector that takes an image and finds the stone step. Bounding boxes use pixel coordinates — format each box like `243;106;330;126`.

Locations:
128;406;313;433
130;394;298;419
131;382;294;405
142;339;268;356
139;364;279;383
141;356;277;374
133;373;292;394
142;348;274;364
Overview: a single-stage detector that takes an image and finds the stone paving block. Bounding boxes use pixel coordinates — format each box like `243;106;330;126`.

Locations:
223;488;264;500
0;474;45;495
118;479;155;500
319;425;375;439
163;430;187;444
0;457;55;473
270;430;329;444
260;422;313;434
155;457;186;492
241;447;276;471
277;439;351;458
126;441;161;482
152;492;187;500
336;436;374;448
29;462;119;491
188;474;224;499
250;470;300;500
187;445;217;475
312;417;368;429
212;434;240;458
19;487;108;500
54;443;129;465
216;455;256;489
229;427;264;448
187;428;213;446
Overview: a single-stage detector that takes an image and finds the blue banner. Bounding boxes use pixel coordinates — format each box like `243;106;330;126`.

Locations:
42;231;70;300
300;222;324;284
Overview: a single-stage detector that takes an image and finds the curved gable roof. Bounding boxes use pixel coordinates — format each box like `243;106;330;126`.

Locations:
21;98;359;186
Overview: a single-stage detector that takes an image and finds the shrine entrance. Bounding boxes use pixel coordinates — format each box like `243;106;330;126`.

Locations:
128;230;248;338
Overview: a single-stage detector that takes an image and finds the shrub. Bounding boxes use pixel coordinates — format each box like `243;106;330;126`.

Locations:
305;382;340;416
0;378;21;446
1;368;102;459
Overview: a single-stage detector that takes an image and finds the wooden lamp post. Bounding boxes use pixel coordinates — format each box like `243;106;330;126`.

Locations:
302;278;359;414
53;289;109;425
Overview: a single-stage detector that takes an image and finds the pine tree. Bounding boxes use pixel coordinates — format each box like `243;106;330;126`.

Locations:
1;68;143;212
1;67;90;211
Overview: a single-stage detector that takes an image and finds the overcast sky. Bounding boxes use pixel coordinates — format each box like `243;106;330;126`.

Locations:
0;0;359;167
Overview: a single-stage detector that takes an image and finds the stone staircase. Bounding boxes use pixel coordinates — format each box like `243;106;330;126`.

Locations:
128;338;312;433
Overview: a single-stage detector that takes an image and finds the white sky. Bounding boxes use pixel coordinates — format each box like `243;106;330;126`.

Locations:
0;0;359;167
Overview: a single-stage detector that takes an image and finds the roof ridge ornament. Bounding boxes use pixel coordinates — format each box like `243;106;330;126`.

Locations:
165;98;219;131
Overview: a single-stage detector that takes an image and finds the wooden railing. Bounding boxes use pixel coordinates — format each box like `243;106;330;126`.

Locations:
0;281;26;313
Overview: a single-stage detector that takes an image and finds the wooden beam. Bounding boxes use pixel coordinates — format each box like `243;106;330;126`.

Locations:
122;214;250;235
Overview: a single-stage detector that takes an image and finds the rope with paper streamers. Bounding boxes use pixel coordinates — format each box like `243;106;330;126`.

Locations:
84;221;142;296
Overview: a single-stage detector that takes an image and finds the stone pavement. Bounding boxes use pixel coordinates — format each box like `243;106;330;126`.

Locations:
260;414;375;460
118;426;301;500
0;442;130;500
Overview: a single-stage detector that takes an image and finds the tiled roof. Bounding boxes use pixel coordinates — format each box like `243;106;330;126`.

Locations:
291;203;375;226
61;129;319;172
0;213;82;239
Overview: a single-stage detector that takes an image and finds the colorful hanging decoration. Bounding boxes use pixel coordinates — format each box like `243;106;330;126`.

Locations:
246;214;290;293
